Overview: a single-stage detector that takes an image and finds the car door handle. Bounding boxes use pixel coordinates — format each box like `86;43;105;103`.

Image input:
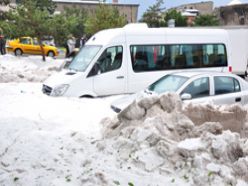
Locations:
116;76;124;79
235;97;241;102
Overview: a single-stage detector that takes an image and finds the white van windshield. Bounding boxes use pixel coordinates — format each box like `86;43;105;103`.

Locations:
68;45;101;72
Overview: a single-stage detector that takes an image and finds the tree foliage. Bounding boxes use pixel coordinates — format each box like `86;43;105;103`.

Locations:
194;14;219;26
33;0;56;14
85;4;126;35
0;0;126;57
0;0;10;20
0;0;10;5
4;0;53;38
3;0;54;60
0;0;88;59
64;8;87;38
140;0;165;27
0;0;60;40
50;8;87;46
164;10;187;27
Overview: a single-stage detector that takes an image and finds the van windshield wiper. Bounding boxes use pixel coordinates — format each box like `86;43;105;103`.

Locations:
68;68;78;72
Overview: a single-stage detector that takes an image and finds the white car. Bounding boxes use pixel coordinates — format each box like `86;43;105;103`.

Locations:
111;71;248;112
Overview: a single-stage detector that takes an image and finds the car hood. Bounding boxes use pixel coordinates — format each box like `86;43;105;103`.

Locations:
43;69;82;87
111;89;155;112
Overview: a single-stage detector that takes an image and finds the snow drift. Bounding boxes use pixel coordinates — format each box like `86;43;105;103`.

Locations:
1;55;248;186
102;93;248;185
0;54;64;83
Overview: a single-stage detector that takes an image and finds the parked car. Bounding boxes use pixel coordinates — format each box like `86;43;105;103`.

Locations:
6;37;59;57
111;71;248;113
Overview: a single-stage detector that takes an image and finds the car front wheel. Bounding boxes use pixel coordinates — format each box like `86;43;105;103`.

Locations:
47;51;55;57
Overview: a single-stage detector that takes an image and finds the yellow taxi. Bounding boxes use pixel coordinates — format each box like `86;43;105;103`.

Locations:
6;37;59;57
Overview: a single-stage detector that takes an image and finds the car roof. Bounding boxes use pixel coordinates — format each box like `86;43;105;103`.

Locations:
169;71;237;78
20;37;31;39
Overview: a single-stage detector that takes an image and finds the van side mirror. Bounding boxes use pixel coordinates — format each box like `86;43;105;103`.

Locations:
87;63;101;77
63;59;72;69
181;93;192;100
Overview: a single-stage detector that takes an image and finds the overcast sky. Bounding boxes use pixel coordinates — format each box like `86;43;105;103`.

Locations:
108;0;248;19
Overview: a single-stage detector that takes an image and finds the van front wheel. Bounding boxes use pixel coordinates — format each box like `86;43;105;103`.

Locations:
80;95;93;98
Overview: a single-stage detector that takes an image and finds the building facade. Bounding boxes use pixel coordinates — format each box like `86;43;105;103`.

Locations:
53;0;139;23
167;1;214;15
215;4;248;25
167;0;248;26
166;1;214;26
2;0;139;23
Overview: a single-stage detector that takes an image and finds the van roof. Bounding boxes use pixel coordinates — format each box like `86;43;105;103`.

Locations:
86;23;228;46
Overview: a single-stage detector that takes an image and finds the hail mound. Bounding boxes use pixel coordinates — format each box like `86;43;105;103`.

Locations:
102;93;248;185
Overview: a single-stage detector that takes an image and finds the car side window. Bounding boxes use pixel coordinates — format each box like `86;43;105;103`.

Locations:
96;46;123;74
214;76;240;95
181;77;210;99
33;38;39;45
20;38;31;45
234;78;241;92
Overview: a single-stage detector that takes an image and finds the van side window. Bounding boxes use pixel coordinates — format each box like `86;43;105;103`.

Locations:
214;76;240;95
96;46;123;74
204;45;226;66
130;44;227;72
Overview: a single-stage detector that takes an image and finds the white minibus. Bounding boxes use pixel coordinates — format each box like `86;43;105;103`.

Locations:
42;23;231;97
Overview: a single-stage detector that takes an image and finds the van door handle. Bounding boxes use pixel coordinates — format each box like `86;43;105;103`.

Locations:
235;97;241;102
116;76;124;79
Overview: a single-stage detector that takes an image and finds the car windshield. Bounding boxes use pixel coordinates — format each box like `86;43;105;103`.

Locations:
68;45;101;72
148;74;189;94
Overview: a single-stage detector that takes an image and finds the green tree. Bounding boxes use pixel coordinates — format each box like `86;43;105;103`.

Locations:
194;14;219;26
85;4;126;35
50;8;88;46
63;8;87;39
164;10;187;27
1;0;88;47
5;0;54;61
34;0;56;14
140;0;165;27
0;0;10;20
0;0;10;5
9;0;56;14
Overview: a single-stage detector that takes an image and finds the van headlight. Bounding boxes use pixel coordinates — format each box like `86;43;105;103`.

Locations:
52;84;69;96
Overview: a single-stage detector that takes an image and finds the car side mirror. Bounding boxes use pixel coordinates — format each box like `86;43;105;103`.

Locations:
181;93;192;100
